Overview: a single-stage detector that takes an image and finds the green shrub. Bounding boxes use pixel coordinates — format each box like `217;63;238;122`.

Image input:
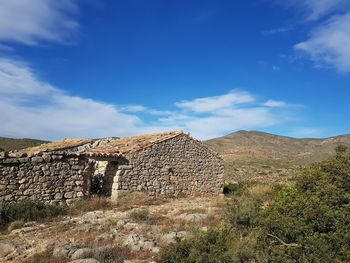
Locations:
0;199;65;226
223;182;247;196
129;208;152;223
97;246;133;263
260;152;350;262
159;224;233;263
159;150;350;263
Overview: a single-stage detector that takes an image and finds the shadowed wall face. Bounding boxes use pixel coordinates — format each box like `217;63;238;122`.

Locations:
113;134;224;199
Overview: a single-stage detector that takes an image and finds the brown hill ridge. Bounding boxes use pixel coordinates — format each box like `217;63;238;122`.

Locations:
205;130;350;182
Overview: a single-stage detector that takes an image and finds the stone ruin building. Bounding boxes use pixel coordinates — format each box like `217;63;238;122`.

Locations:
0;131;224;204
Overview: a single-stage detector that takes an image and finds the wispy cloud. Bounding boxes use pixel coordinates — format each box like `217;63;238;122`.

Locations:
287;128;326;138
274;0;350;73
264;100;287;107
175;90;254;113
0;58;141;140
295;13;350;72
280;0;350;21
160;92;292;139
0;0;79;46
0;58;300;140
261;27;293;36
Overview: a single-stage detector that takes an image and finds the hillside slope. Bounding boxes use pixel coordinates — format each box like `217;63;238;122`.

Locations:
205;130;350;182
0;137;49;152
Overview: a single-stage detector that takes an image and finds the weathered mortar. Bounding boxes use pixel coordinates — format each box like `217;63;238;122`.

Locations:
112;134;224;198
0;154;94;205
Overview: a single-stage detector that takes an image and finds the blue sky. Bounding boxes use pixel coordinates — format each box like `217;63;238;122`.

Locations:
0;0;349;140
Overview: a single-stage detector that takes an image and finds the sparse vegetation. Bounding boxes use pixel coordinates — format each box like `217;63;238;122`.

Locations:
70;197;112;213
129;208;153;223
159;148;350;262
0;200;65;229
205;130;350;183
22;249;69;263
116;192;167;211
0;137;48;152
97;246;134;263
7;219;24;231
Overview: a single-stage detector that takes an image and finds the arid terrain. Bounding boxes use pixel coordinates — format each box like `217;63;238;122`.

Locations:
0;194;225;263
2;131;350;262
205;130;350;182
0;138;48;152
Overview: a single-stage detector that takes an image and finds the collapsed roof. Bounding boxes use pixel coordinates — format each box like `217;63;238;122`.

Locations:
8;131;185;158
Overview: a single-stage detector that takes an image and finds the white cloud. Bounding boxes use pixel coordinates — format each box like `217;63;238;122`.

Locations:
272;65;281;71
295;12;350;72
158;91;288;139
0;58;298;140
175;108;279;140
287;128;325;138
121;105;172;116
121;105;147;113
0;0;78;45
282;0;350;21
264;100;287;107
175;90;254;113
0;59;141;140
261;27;293;36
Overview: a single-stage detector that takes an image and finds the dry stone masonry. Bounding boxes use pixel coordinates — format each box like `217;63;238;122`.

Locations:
0;131;224;204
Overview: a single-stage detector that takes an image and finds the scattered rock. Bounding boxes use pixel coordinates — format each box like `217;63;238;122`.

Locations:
116;219;129;229
67;259;100;263
123;222;139;231
0;241;16;258
71;248;94;260
159;231;188;245
177;213;206;222
53;246;70;258
23;221;37;227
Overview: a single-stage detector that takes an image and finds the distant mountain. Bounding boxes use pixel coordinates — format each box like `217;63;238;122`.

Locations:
0;137;49;152
205;130;350;183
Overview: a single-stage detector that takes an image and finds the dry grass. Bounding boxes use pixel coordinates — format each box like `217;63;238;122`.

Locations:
7;220;24;231
22;250;69;263
129;208;152;222
174;207;207;216
116;192;168;211
21;245;139;263
201;213;221;228
247;183;280;203
69;197;113;214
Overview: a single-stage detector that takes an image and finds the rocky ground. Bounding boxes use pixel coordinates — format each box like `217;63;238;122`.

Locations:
0;195;225;263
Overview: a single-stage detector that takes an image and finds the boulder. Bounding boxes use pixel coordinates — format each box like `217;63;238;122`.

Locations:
71;248;94;260
67;259;100;263
0;242;16;258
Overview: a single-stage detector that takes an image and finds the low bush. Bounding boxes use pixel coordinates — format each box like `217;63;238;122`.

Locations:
129;208;153;223
223;182;246;196
0;199;65;227
22;250;68;263
7;219;24;231
69;197;112;213
260;150;350;262
159;148;350;263
97;246;133;263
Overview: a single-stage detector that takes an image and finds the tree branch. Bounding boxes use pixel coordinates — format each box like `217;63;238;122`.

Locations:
267;233;302;248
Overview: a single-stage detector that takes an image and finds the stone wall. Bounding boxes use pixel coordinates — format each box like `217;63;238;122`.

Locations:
0;133;224;204
112;134;224;199
0;154;94;205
